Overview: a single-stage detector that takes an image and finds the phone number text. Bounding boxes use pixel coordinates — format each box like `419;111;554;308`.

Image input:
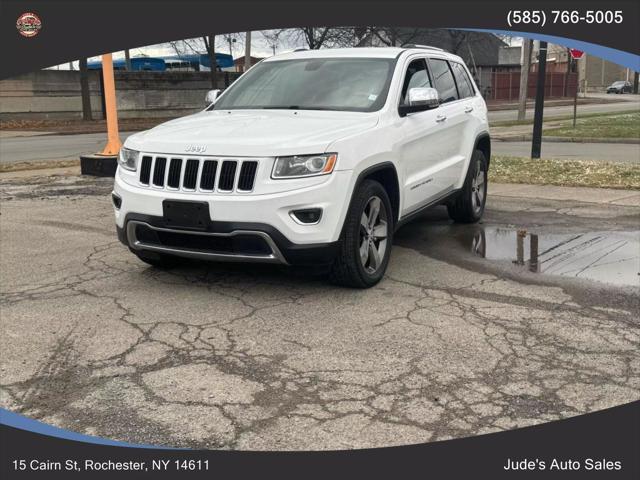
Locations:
507;10;623;27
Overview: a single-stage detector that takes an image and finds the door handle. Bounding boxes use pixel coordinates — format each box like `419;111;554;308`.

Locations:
464;106;474;113
435;114;447;123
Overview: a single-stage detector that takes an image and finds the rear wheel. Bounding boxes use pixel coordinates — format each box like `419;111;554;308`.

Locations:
329;180;393;288
131;249;180;268
447;149;488;223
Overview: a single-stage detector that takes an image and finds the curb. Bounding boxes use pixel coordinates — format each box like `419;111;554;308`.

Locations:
494;135;640;144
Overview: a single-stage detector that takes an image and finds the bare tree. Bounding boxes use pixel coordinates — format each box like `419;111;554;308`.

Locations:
78;58;92;121
169;37;218;88
262;27;361;50
363;27;423;47
204;35;218;89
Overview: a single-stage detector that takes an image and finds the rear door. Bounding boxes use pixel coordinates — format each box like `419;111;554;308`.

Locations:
425;57;470;192
448;60;485;184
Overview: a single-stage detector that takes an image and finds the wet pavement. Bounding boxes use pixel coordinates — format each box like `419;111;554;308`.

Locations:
1;173;638;450
398;223;639;287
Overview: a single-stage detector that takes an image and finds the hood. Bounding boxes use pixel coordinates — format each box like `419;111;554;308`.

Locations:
125;109;379;157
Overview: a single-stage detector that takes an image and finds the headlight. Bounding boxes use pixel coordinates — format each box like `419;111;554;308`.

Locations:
272;153;337;179
118;147;139;171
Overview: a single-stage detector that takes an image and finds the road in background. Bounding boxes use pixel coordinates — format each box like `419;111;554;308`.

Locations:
493;141;640;164
1;95;638;166
488;94;639;123
0;132;136;165
2;130;637;166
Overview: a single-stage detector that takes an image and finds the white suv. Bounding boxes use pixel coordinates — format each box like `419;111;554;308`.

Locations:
113;46;490;288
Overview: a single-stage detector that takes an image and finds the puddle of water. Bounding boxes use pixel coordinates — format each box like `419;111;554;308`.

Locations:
465;228;640;287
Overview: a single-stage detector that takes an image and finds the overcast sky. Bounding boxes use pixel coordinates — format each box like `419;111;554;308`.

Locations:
53;30;524;70
54;31;300;69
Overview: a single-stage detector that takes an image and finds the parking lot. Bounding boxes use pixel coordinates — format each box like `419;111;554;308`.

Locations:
1;173;638;450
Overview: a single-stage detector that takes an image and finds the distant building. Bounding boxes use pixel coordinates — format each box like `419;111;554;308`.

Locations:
87;53;234;72
577;54;635;92
233;56;265;73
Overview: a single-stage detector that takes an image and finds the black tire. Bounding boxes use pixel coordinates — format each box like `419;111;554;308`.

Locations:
131;248;180;268
447;149;488;223
329;179;393;288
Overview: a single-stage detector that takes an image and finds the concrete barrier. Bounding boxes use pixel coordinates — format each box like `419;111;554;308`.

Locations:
0;70;240;121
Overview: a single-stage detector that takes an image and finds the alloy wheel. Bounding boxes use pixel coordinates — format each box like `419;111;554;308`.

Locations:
359;196;388;274
470;159;486;215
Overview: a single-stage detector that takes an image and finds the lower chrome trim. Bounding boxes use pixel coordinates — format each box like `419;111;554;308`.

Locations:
126;220;288;265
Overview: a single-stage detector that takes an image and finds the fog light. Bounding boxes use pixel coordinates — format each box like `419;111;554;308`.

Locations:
290;208;322;225
112;193;122;210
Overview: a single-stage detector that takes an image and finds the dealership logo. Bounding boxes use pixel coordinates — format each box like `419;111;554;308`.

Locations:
185;145;207;154
16;12;42;38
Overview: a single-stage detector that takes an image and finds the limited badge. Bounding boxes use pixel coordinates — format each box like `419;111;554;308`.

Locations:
16;12;42;38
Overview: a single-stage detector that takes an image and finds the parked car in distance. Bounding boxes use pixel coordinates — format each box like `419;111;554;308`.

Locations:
113;46;491;288
606;81;633;94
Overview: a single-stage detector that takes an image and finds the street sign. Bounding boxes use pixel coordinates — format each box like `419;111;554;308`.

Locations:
570;49;584;59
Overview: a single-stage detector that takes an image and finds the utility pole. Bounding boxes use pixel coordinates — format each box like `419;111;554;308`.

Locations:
517;39;533;121
124;49;132;71
79;58;92;121
531;41;548;159
80;53;121;176
98;53;121;155
571;57;578;127
244;31;252;73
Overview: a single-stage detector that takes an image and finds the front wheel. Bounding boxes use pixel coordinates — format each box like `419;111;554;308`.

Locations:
447;149;488;223
329;179;393;288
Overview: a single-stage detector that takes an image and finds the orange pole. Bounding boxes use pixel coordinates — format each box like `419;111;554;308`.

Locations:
98;53;122;156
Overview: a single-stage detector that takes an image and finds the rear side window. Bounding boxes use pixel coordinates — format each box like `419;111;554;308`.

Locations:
400;59;431;105
451;62;475;98
428;58;458;104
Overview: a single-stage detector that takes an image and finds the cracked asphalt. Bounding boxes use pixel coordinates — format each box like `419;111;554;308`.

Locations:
0;173;638;450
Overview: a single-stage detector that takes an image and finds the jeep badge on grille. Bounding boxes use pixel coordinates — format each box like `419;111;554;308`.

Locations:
185;144;207;154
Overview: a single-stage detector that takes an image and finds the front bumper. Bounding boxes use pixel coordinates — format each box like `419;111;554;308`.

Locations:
117;213;340;266
113;167;350;265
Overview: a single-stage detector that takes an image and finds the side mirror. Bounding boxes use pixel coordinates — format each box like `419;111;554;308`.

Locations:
205;89;221;105
399;87;440;117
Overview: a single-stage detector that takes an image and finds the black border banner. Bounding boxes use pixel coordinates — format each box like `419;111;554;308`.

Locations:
2;401;639;479
1;0;639;79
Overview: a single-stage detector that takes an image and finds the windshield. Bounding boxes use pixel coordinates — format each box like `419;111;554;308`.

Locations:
213;57;396;112
612;81;625;86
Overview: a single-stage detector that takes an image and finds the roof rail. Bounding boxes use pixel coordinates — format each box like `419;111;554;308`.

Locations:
401;44;445;52
293;47;308;52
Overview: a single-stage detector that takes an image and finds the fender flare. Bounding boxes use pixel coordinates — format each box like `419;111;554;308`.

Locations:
342;161;401;232
473;132;492;168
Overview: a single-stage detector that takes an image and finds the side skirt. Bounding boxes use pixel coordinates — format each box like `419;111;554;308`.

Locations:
395;188;461;231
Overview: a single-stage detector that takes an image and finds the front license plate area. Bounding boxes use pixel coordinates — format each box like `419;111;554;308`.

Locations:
163;200;210;230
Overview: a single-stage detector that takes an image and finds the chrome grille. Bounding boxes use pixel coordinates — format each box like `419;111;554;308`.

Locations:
138;155;259;193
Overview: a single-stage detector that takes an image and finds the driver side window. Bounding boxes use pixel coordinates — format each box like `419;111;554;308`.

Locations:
400;59;431;105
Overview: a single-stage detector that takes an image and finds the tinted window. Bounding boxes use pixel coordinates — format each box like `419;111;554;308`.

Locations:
451;62;475;98
213;58;396;112
400;59;431;104
429;58;458;103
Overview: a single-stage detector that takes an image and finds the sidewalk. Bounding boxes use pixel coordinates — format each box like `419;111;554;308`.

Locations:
489;183;640;207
